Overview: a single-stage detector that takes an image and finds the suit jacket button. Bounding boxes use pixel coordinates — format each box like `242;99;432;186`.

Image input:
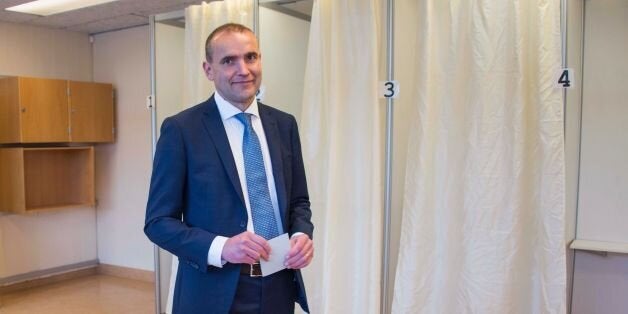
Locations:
240;221;246;228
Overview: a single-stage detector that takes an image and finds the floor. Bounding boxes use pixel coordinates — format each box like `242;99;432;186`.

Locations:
0;274;154;314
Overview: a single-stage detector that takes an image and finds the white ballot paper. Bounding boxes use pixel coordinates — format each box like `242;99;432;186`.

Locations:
260;233;290;277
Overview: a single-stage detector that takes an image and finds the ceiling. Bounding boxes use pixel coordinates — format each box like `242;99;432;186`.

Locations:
0;0;313;35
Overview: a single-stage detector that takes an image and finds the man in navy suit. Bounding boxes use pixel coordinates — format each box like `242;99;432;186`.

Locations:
145;23;314;314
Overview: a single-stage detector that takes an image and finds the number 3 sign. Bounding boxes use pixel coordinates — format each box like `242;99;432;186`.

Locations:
380;80;399;99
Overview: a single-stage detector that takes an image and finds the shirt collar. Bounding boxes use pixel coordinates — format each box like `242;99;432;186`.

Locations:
214;91;260;122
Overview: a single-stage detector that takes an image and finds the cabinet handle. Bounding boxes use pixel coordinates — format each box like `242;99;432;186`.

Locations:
21;108;26;113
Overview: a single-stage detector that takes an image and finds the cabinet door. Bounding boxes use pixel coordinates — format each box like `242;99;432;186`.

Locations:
19;77;70;143
69;81;114;143
0;77;21;143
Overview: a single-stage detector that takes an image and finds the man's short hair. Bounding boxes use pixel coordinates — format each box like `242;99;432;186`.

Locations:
205;23;255;62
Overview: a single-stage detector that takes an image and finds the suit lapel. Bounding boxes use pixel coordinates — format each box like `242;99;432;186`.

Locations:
201;96;246;207
259;105;288;228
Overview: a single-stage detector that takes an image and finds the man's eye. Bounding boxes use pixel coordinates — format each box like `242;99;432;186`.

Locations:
246;54;258;61
222;58;233;65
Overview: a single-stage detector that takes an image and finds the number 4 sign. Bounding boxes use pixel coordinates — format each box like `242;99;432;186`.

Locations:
556;68;574;89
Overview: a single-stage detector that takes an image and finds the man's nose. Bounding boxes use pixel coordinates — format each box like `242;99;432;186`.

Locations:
235;60;250;75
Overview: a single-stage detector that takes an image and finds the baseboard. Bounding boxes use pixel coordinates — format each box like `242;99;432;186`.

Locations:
97;263;154;283
0;261;154;295
0;260;98;295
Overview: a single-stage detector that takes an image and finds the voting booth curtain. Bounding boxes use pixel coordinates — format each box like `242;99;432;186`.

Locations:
299;0;385;313
392;1;566;313
302;0;566;313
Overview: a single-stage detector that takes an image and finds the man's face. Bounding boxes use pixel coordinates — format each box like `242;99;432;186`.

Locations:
203;31;262;110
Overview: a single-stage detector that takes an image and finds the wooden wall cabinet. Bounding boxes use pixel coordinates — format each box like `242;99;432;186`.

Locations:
0;147;95;213
0;76;114;144
69;81;115;143
0;77;68;143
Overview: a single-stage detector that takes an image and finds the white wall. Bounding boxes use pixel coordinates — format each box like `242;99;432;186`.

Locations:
575;0;628;243
0;210;97;278
0;21;92;80
571;0;628;312
92;26;154;271
259;7;310;119
156;23;185;130
0;22;97;280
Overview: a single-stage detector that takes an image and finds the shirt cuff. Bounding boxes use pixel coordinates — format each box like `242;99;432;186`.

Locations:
291;232;306;239
207;236;228;268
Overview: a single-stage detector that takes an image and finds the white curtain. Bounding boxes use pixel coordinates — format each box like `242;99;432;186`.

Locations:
164;1;253;313
182;0;253;108
300;0;384;313
393;1;566;313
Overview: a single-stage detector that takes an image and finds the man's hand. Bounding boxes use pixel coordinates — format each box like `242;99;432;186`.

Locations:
222;231;271;264
285;234;313;269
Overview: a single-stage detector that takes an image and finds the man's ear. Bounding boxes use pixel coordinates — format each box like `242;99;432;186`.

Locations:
202;61;214;81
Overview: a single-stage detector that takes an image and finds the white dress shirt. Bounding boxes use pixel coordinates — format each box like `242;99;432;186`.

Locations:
207;92;283;267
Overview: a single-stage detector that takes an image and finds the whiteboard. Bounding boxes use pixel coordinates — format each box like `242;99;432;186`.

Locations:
576;0;628;247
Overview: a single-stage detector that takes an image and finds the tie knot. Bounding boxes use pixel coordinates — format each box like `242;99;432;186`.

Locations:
235;112;253;130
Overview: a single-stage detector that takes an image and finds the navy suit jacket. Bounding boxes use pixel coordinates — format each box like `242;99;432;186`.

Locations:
144;96;313;314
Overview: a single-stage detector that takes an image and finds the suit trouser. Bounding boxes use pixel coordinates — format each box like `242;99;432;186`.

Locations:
230;269;297;314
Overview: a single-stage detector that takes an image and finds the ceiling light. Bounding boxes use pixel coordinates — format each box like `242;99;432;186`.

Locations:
5;0;119;16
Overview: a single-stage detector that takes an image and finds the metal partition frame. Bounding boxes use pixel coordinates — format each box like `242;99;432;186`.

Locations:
148;14;160;314
381;1;394;314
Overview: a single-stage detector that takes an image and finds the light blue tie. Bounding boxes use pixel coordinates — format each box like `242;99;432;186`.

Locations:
235;113;280;240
